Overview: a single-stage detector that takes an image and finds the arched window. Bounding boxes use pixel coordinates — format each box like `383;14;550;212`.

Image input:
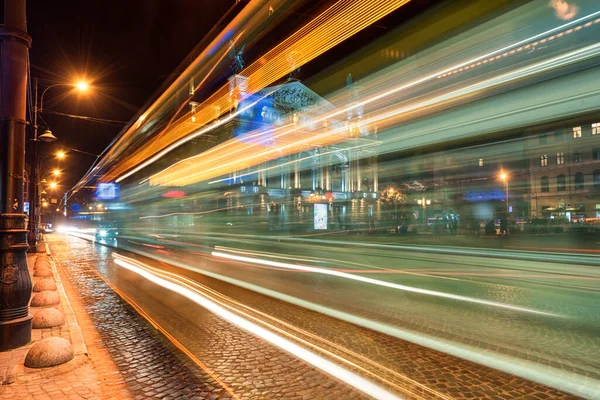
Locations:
541;176;549;193
594;170;600;188
574;172;585;190
557;174;566;192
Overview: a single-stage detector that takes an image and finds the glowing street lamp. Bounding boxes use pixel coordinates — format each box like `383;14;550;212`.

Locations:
56;151;66;159
417;197;432;225
75;81;89;91
48;182;58;190
52;169;60;176
499;171;509;215
28;77;92;252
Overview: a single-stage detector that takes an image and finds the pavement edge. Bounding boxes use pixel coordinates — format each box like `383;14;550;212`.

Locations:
45;241;89;357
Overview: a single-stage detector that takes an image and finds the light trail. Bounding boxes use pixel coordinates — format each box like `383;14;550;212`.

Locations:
146;17;600;187
112;253;403;400
111;0;412;184
102;241;598;399
114;252;450;400
211;250;560;316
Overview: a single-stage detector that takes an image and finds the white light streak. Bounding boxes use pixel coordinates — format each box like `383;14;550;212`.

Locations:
112;254;402;400
211;251;559;316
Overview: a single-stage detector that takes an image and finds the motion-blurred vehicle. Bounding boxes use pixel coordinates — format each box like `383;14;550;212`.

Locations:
95;224;119;240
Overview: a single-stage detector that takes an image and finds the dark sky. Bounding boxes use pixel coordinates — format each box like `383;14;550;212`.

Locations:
26;0;236;189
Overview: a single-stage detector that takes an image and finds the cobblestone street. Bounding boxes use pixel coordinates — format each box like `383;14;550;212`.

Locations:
47;234;367;400
38;232;585;400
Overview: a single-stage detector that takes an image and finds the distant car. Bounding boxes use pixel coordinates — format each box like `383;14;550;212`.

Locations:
40;223;54;233
95;224;119;240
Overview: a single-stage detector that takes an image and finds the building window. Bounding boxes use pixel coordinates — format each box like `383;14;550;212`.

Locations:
478;158;483;167
574;172;584;190
556;152;564;165
594;170;600;188
539;133;547;144
593;148;600;160
573;151;583;163
541;176;549;192
557;174;566;191
573;126;582;138
540;155;548;167
593;123;600;135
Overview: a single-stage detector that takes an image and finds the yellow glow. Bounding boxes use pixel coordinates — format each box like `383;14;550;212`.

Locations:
499;172;508;181
103;0;412;183
56;151;66;159
53;169;60;176
42;201;48;208
75;81;89;91
49;182;58;189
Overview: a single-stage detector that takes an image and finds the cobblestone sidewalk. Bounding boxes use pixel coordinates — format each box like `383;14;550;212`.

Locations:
1;244;132;399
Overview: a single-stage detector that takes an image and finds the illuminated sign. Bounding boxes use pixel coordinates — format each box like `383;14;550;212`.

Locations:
24;202;29;214
314;203;328;230
96;183;120;200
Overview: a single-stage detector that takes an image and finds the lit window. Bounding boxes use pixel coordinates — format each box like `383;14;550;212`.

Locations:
573;126;582;138
573;151;583;163
478;158;483;167
557;152;564;165
593;123;600;135
540;155;548;167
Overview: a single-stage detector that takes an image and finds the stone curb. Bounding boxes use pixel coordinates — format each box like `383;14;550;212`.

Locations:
7;354;89;384
45;241;88;357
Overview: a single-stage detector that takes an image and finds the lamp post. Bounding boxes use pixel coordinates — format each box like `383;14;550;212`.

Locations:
499;171;509;216
0;0;33;350
27;79;88;252
499;171;510;235
27;128;57;252
417;197;431;225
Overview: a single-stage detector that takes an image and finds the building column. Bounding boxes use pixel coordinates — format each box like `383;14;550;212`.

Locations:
294;156;299;189
356;157;362;191
372;155;378;192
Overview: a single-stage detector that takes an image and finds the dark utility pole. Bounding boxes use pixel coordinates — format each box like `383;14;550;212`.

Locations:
0;0;33;350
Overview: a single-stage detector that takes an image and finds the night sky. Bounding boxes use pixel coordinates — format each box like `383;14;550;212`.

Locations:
26;0;236;189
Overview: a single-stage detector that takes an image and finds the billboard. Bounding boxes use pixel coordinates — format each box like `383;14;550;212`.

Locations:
96;183;120;200
314;204;328;230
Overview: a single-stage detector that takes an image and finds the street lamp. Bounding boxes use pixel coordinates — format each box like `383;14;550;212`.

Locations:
499;171;509;215
52;169;60;177
417;197;431;225
28;78;90;252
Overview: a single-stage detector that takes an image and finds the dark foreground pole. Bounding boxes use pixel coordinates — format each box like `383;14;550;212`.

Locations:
0;0;34;350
